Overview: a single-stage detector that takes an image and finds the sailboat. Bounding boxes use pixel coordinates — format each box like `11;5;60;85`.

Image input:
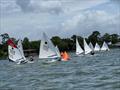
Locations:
76;38;84;56
39;33;60;62
8;40;27;64
94;42;100;51
17;40;26;60
101;41;110;51
17;40;34;63
83;38;92;54
55;46;61;58
89;42;94;51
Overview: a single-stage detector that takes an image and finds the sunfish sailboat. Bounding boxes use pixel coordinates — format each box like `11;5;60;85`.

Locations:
101;41;110;51
76;38;84;56
39;33;60;62
83;38;92;54
8;39;27;64
17;40;34;63
94;42;100;51
17;40;26;60
89;42;94;51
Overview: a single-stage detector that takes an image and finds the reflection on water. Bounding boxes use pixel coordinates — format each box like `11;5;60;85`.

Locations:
0;49;120;90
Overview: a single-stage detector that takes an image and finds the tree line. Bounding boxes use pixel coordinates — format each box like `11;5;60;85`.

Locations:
0;31;120;58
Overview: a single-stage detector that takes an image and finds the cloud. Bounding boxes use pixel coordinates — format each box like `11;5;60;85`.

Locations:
0;0;120;40
16;0;34;12
1;0;110;14
110;0;120;5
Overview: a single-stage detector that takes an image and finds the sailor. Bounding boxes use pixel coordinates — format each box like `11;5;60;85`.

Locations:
29;56;34;61
90;51;95;55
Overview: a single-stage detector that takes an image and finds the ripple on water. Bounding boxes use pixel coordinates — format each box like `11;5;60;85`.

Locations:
0;49;120;90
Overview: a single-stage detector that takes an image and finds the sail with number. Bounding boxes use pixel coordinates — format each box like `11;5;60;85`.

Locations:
101;41;110;51
76;38;84;55
84;39;92;54
39;33;58;59
94;43;100;51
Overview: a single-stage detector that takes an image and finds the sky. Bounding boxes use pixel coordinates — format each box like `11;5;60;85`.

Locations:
0;0;120;40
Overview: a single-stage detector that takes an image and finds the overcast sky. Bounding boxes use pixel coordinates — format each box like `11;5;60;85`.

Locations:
0;0;120;40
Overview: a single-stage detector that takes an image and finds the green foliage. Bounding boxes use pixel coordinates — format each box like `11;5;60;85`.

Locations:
23;37;31;49
0;31;120;59
51;36;61;46
110;34;119;44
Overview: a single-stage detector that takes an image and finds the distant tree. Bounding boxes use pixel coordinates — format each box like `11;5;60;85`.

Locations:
71;35;76;42
51;36;61;46
30;41;40;49
23;37;30;49
102;33;111;42
110;34;119;44
88;31;101;46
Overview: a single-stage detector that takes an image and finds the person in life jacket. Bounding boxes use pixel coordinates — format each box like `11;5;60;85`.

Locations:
61;51;70;61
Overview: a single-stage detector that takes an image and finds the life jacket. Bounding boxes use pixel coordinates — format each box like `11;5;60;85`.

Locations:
62;51;70;61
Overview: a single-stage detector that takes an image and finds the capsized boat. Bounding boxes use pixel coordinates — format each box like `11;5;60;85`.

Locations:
76;38;84;56
101;41;110;51
39;32;60;62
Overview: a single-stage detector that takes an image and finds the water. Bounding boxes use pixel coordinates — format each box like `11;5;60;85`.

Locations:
0;49;120;90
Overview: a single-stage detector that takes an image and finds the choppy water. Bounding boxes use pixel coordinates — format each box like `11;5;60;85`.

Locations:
0;49;120;90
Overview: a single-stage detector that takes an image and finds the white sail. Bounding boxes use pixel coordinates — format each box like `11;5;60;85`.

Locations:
101;41;110;51
55;46;61;58
76;38;84;55
84;39;92;54
17;40;26;60
89;42;94;51
39;33;58;59
8;45;24;63
94;43;100;51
